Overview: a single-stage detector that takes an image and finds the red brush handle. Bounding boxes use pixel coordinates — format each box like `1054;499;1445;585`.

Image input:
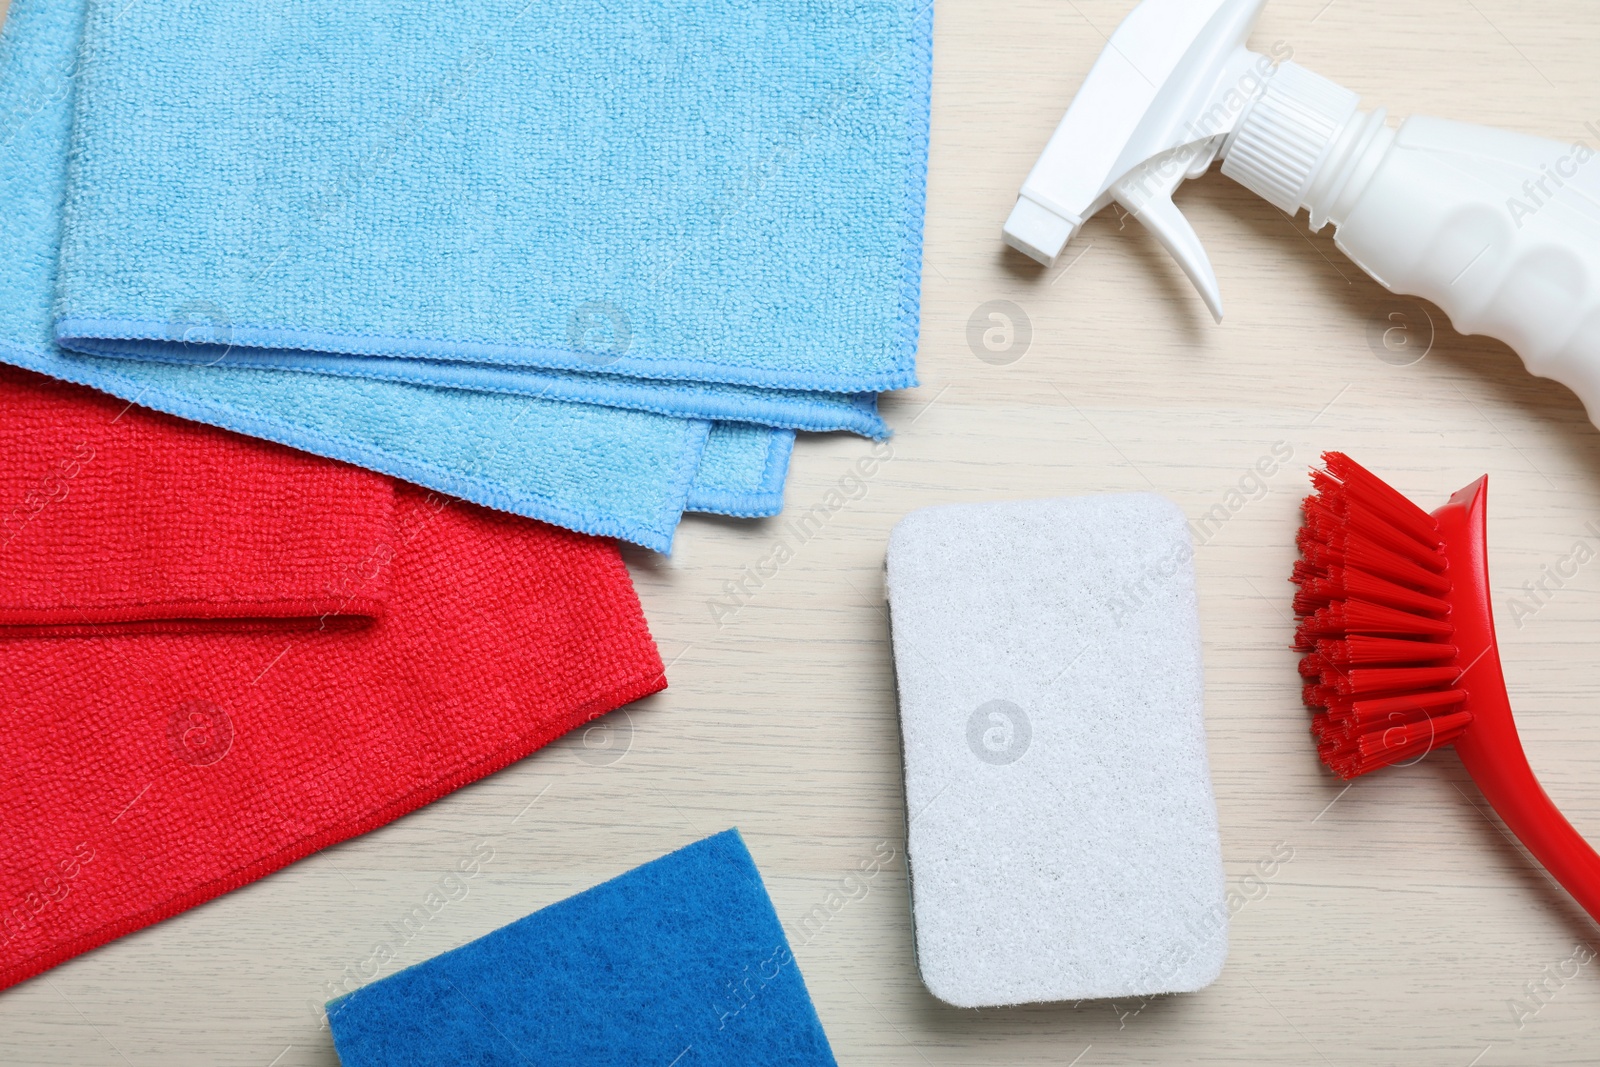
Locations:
1436;478;1600;923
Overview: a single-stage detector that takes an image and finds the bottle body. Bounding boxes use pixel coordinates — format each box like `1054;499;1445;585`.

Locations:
1331;117;1600;421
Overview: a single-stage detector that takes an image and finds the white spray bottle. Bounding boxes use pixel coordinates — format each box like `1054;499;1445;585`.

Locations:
1004;0;1600;421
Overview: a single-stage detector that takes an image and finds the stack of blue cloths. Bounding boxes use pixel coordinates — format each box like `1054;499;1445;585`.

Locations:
0;0;931;550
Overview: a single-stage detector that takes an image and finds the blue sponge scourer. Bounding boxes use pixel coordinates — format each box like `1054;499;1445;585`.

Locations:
326;829;837;1066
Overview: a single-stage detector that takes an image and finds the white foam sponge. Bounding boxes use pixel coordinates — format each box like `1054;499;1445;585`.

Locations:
886;493;1226;1007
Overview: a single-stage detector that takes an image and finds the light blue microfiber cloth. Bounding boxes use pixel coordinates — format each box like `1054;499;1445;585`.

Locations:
53;0;931;419
0;0;789;553
688;426;795;518
61;340;889;439
64;339;890;439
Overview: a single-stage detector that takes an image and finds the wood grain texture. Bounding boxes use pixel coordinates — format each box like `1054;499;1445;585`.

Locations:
5;0;1600;1063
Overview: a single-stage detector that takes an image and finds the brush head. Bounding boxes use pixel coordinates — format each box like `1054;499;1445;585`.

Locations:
1294;458;1600;927
1291;453;1474;778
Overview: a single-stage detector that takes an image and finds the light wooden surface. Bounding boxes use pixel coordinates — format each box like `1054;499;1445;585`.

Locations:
6;0;1600;1063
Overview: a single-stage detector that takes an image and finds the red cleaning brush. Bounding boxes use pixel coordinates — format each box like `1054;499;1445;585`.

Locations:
1292;452;1600;922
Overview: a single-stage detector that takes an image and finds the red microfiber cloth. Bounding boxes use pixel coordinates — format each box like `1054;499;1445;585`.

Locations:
0;366;397;634
0;367;665;992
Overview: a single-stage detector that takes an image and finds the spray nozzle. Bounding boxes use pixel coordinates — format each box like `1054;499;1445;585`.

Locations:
1003;0;1357;323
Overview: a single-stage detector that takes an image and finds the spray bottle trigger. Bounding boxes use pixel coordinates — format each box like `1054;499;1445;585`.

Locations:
1111;143;1226;322
1119;191;1225;323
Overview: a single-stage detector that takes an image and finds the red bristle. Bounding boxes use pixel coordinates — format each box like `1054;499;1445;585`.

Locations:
1321;453;1444;550
1306;454;1449;577
1335;567;1450;617
1296;538;1328;566
1292;566;1449;618
1319;636;1457;668
1340;492;1440;559
1337;529;1450;587
1291;454;1476;779
1343;687;1466;726
1328;665;1461;698
1325;753;1359;778
1308;696;1467;746
1300;498;1340;541
1350;710;1472;769
1296;600;1453;643
1296;524;1449;593
1342;599;1454;637
1303;682;1338;707
1291;559;1324;584
1292;620;1321;652
1310;707;1474;778
1290;564;1331;617
1292;588;1326;617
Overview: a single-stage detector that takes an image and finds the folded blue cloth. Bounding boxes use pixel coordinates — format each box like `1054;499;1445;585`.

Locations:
0;0;792;552
61;340;891;438
689;426;794;517
55;0;930;416
326;829;837;1067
